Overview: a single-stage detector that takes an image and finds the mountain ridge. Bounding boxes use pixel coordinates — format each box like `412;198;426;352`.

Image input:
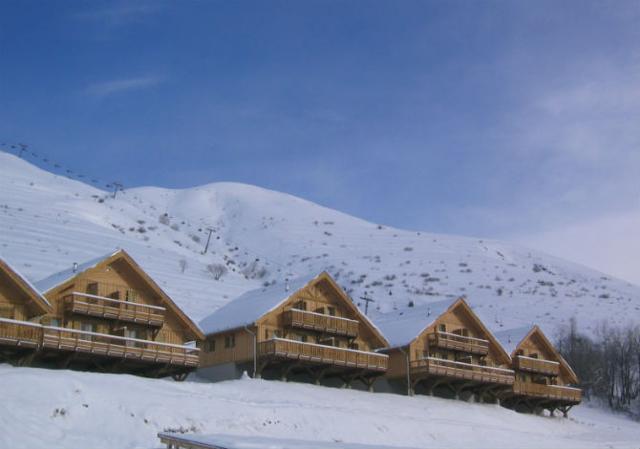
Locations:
1;150;638;337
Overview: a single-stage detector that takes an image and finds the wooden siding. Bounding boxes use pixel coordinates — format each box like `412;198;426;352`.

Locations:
514;355;560;376
63;292;166;327
282;309;359;337
0;318;41;348
200;274;388;378
427;331;489;355
0;271;32;322
45;259;194;349
513;380;581;403
410;357;514;385
42;326;199;366
258;338;388;371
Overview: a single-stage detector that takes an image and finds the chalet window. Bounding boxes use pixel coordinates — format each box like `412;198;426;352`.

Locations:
529;353;539;359
125;289;138;302
300;335;308;343
327;307;336;316
80;322;96;341
294;300;307;311
107;290;120;300
438;324;446;332
314;307;325;314
49;318;61;328
461;328;469;337
349;342;359;350
0;306;15;319
204;339;216;352
85;282;98;295
224;335;236;348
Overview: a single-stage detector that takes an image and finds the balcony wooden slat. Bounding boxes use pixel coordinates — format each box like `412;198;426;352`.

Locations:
410;357;514;385
427;331;489;355
283;309;359;337
64;292;166;327
513;380;581;403
0;318;41;348
258;338;387;372
42;326;200;367
514;355;560;376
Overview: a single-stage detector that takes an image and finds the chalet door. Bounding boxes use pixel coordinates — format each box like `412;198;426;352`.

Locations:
124;329;137;347
80;322;96;341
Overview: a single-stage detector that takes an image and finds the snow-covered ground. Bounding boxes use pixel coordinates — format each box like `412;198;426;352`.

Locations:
1;150;639;338
0;365;637;449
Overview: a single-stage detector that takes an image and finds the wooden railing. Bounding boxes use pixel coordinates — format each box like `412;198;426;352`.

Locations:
513;380;581;403
514;355;560;376
63;292;166;327
411;357;514;385
1;317;199;368
0;318;41;348
427;331;489;355
283;309;359;337
258;338;387;372
42;326;199;366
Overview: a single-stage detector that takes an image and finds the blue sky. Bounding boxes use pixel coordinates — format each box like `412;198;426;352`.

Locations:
1;1;639;282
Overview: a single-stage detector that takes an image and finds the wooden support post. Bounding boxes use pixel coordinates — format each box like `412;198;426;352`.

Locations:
16;350;37;367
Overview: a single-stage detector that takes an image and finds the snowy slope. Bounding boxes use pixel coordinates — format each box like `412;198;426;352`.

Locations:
1;150;639;336
1;365;638;449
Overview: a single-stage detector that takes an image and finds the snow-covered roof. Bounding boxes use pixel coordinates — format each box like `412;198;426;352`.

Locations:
34;250;120;293
493;325;532;355
373;298;454;348
0;254;52;310
199;273;321;335
158;433;421;449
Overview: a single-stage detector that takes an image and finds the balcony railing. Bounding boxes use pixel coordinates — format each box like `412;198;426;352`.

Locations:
427;331;489;355
258;338;387;372
411;357;514;385
42;326;199;367
283;309;359;337
63;292;166;327
514;355;560;376
0;317;41;348
513;380;582;403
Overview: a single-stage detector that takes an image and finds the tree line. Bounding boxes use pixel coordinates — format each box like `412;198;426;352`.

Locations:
557;318;640;411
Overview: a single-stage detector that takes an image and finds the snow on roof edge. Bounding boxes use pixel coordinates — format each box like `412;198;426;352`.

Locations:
34;249;123;293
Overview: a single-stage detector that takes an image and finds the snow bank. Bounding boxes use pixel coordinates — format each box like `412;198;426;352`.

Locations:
0;365;637;449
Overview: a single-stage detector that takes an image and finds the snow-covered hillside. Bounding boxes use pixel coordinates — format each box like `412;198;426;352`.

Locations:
1;365;638;449
1;150;639;336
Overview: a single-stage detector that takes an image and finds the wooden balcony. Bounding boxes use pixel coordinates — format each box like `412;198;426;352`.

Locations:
283;309;359;337
410;357;514;385
0;317;41;349
514;355;560;376
42;326;199;367
63;292;166;327
513;380;582;403
427;331;489;355
258;338;387;372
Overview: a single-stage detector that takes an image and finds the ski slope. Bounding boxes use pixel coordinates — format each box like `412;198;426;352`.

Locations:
1;150;638;337
1;365;638;449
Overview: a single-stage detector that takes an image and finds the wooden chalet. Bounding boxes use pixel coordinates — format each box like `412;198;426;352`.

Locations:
0;257;53;364
31;249;204;379
198;272;389;389
375;297;514;401
495;325;581;416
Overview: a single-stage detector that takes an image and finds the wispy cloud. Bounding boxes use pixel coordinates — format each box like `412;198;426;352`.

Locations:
84;76;164;98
